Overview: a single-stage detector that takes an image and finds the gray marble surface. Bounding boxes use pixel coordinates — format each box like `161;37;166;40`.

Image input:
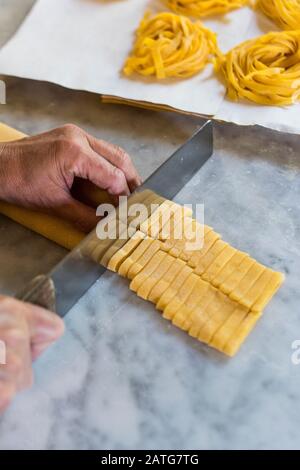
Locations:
0;0;299;450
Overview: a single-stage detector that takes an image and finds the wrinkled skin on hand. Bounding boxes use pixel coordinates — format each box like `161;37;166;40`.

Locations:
0;124;142;232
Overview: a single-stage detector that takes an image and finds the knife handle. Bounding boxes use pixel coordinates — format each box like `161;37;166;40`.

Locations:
16;275;56;312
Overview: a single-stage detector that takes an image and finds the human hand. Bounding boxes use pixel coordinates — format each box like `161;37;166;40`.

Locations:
0;295;64;412
0;124;142;232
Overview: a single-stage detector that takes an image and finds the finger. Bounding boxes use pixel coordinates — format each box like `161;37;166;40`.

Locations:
0;381;16;413
87;135;142;192
0;351;32;388
24;304;65;344
52;197;99;233
31;339;56;361
1;330;32;390
71;148;131;197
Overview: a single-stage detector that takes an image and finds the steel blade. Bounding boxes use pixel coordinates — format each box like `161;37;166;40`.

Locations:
17;120;213;317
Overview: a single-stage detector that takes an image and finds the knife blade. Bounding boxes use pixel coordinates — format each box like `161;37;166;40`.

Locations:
17;120;213;317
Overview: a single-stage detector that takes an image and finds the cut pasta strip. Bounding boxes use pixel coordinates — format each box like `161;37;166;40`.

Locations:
118;238;153;278
141;200;174;237
201;244;237;283
197;294;238;344
212;250;248;288
136;252;177;300
163;273;199;321
130;250;168;296
157;264;193;311
229;262;265;303
173;278;210;329
188;229;221;267
251;271;284;312
148;257;186;304
188;285;221;338
194;239;229;275
127;239;162;280
107;231;146;272
220;256;255;295
209;305;249;351
223;311;262;356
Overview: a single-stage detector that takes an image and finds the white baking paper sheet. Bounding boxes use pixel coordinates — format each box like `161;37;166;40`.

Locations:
0;0;299;134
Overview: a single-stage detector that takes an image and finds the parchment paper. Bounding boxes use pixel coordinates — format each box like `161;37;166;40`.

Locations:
0;0;299;134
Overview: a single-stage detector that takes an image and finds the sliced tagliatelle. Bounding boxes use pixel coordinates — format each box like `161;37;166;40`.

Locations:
165;0;249;17
215;30;300;106
123;12;219;79
255;0;300;31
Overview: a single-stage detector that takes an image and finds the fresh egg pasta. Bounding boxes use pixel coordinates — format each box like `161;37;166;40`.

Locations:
165;0;249;17
255;0;300;30
215;30;300;106
123;12;218;79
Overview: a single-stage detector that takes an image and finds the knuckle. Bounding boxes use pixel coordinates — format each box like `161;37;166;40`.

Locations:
61;123;80;135
55;125;83;154
110;167;126;193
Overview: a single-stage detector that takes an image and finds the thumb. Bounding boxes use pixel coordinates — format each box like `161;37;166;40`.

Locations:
53;198;99;233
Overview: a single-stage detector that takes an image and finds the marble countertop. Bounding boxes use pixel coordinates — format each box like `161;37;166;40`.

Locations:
0;0;300;450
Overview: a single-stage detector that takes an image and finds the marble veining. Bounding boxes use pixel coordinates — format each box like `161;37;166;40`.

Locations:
0;0;299;450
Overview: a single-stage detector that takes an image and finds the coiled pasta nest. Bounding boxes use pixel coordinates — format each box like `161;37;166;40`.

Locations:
165;0;249;17
215;30;300;106
123;12;218;79
256;0;300;30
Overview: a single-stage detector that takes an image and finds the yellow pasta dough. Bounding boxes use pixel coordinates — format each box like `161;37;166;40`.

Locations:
157;264;193;311
197;293;238;344
216;30;300;106
194;239;228;275
135;252;177;300
223;311;262;356
148;257;185;304
107;203;284;356
212;250;248;288
130;250;168;296
188;229;220;267
118;238;153;278
255;0;300;31
127;239;162;280
123;12;218;79
201;244;237;283
209;304;249;351
165;0;249;17
107;231;146;272
173;278;209;329
164;273;199;321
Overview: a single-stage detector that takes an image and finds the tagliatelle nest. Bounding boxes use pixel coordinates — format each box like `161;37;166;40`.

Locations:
165;0;249;17
215;30;300;106
255;0;300;30
123;12;219;79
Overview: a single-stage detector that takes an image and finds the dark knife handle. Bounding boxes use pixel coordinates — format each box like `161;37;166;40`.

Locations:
16;275;57;312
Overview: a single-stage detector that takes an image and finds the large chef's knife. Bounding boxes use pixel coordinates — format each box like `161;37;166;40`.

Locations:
17;120;213;317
